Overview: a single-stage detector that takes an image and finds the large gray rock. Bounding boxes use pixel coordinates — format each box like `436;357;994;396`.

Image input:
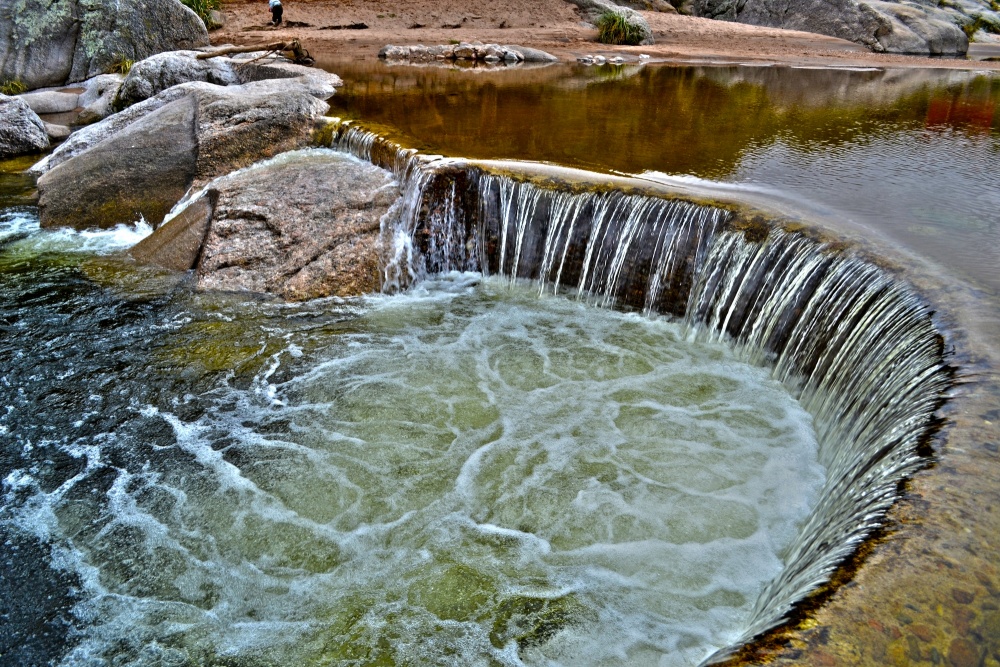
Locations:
31;82;216;176
691;0;970;54
31;57;340;177
0;0;209;91
162;150;399;300
38;96;199;230
17;90;80;114
115;51;241;110
114;51;344;109
0;93;49;158
36;80;331;230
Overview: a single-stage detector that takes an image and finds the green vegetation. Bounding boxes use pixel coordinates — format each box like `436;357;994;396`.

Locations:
963;16;983;39
181;0;221;28
596;10;646;46
0;79;27;95
106;54;135;75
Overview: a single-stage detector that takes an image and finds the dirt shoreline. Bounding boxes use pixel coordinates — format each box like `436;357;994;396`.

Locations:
212;0;1000;70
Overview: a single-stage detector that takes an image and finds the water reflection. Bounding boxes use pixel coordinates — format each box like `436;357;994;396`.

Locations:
325;60;1000;294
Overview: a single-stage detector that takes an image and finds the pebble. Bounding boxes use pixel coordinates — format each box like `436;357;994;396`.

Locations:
952;588;975;604
948;637;979;667
953;606;975;636
910;623;935;642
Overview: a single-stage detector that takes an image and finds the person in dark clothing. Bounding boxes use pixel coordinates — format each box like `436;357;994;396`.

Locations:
267;0;282;26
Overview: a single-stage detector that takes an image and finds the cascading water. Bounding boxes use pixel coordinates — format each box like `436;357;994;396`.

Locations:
0;119;953;667
330;123;953;662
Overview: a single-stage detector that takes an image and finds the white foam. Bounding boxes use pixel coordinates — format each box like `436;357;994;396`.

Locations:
0;210;153;254
3;276;823;667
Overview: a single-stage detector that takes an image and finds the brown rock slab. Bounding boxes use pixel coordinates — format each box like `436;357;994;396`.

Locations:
38;96;198;230
195;150;400;300
129;192;216;271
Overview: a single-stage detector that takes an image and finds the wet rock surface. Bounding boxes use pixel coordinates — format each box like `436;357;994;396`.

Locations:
0;0;209;90
0;93;49;158
190;150;398;300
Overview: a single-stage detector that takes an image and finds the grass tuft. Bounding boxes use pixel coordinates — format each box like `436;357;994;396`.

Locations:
596;10;646;46
181;0;222;29
962;16;985;39
106;55;135;75
0;79;27;95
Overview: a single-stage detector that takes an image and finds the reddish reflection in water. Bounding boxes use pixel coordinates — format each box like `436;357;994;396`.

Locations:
322;59;1000;295
324;59;1000;177
926;95;997;133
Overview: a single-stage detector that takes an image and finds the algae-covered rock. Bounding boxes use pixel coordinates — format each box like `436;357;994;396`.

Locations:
489;593;597;652
0;93;49;159
0;0;209;90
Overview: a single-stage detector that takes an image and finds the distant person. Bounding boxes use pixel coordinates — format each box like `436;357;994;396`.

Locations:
267;0;282;27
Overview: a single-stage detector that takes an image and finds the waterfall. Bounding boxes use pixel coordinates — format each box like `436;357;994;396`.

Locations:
328;127;953;662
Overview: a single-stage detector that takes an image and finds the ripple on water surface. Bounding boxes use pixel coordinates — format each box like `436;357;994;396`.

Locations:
0;271;826;667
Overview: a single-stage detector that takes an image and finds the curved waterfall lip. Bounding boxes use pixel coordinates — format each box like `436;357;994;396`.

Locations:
325;123;955;663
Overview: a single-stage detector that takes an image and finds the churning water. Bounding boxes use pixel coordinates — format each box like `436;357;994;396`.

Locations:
2;59;979;667
0;211;823;666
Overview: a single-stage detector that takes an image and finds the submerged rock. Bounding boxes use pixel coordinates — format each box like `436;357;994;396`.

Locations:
691;0;971;55
0;0;209;90
0;93;49;158
133;150;399;300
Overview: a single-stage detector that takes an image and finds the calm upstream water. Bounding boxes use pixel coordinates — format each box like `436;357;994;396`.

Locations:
324;60;1000;297
2;61;999;666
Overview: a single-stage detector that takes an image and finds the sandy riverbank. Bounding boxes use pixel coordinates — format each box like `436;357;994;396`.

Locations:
211;0;1000;70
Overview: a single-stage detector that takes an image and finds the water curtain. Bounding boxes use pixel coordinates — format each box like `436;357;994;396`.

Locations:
332;123;952;662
